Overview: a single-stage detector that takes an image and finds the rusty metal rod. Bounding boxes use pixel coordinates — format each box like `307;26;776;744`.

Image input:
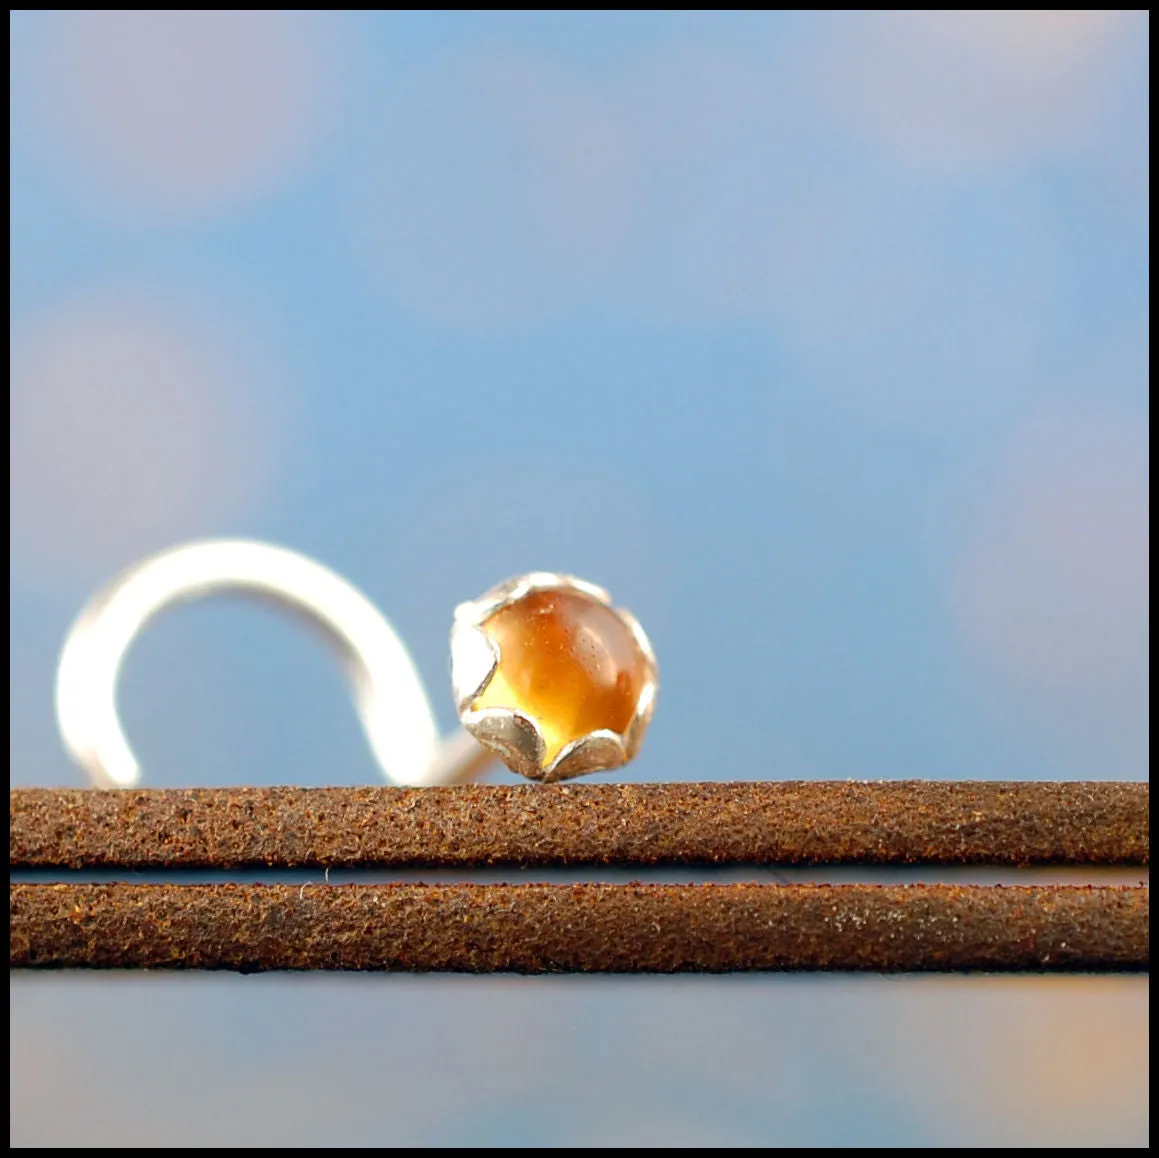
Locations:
10;783;1148;870
10;882;1146;973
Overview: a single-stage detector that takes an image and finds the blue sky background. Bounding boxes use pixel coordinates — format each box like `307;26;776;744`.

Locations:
10;12;1148;1147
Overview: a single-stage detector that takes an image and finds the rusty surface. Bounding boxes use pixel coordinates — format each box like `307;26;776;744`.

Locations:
10;882;1147;973
10;782;1148;869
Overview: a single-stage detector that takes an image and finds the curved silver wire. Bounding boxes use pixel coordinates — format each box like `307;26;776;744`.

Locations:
55;539;494;789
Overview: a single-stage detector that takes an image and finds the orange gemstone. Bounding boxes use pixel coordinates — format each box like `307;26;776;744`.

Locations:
470;588;648;764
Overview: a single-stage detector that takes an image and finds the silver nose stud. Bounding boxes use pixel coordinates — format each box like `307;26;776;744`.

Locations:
55;539;657;789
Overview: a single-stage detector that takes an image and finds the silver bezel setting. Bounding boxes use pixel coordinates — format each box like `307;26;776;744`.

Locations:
450;572;659;782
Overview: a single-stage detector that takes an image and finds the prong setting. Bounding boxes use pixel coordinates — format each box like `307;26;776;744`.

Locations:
459;706;546;779
451;573;658;781
449;622;499;711
544;730;627;782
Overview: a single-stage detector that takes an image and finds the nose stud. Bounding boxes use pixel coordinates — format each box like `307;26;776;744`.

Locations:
55;542;657;788
451;573;658;782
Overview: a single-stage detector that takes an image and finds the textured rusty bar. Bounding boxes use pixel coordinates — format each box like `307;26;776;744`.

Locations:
10;783;1148;870
10;883;1147;973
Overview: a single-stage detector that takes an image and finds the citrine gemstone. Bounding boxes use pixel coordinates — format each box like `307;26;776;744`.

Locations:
469;588;649;765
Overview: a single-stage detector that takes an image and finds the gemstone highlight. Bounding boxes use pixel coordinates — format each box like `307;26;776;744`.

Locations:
468;587;648;765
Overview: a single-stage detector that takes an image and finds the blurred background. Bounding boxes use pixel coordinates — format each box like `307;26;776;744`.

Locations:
10;11;1148;1147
